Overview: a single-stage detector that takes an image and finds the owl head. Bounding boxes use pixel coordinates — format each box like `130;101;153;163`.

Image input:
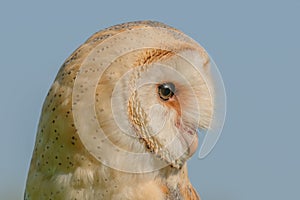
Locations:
69;21;223;173
30;21;225;176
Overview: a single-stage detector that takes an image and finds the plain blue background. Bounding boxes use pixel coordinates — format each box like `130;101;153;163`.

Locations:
1;1;299;199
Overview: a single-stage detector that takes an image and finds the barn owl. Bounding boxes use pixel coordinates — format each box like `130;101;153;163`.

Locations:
25;21;226;200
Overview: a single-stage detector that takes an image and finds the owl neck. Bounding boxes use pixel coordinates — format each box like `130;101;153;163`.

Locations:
157;164;199;199
100;163;200;199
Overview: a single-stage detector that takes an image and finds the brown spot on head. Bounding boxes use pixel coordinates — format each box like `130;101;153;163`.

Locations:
134;49;174;67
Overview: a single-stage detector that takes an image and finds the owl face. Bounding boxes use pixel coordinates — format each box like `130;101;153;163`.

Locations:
126;73;201;168
93;48;213;170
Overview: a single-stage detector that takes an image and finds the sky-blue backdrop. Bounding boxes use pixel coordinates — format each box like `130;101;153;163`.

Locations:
1;1;299;199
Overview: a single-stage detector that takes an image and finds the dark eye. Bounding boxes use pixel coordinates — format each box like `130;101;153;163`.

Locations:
158;82;175;101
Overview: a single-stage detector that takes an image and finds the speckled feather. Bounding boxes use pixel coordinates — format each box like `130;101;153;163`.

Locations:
24;21;213;200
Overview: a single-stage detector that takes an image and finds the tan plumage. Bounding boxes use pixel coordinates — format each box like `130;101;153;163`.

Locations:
25;21;216;200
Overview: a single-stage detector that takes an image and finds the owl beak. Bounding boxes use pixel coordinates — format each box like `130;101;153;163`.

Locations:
189;129;199;156
181;127;199;157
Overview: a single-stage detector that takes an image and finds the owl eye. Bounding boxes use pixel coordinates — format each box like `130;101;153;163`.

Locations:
158;82;175;101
